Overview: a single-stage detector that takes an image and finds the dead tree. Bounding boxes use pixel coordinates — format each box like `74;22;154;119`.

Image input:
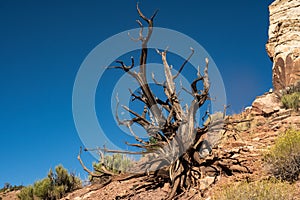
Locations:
77;4;249;199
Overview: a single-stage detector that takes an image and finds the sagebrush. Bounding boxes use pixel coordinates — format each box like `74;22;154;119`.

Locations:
264;129;300;182
93;153;133;175
18;165;81;200
281;92;300;111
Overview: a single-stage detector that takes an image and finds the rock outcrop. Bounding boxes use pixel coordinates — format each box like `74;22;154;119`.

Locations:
266;0;300;91
251;92;282;116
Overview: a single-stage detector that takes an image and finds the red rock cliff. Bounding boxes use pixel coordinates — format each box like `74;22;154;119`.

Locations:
266;0;300;90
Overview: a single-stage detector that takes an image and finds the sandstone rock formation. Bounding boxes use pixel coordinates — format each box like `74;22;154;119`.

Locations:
251;92;282;116
266;0;300;91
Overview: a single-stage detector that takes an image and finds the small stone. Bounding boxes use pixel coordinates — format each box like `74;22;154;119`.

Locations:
161;183;170;192
199;176;215;190
230;165;249;173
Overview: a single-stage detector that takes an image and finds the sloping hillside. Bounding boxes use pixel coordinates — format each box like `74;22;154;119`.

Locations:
1;100;299;200
59;102;300;200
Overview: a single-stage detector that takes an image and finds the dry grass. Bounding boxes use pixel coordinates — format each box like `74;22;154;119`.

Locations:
212;179;296;200
264;129;300;182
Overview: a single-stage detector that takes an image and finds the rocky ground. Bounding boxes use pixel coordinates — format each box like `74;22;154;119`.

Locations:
0;190;20;200
59;108;299;200
60;92;300;200
1;92;300;200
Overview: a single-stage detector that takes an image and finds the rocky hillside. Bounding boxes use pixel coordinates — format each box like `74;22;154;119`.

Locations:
1;105;299;200
54;92;300;200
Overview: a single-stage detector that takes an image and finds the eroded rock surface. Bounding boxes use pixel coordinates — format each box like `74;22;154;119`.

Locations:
251;92;282;116
266;0;300;90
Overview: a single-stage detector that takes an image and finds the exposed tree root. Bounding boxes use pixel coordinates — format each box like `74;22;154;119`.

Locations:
78;3;253;199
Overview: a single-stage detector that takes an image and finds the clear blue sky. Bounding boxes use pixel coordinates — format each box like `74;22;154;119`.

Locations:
0;0;273;187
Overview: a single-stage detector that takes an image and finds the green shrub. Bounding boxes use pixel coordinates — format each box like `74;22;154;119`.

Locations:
18;165;81;200
149;136;157;144
52;185;65;199
264;129;300;182
17;186;34;200
93;153;133;175
281;92;300;111
52;165;81;193
212;179;296;200
33;178;52;199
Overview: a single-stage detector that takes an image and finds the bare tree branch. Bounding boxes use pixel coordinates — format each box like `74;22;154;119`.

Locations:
122;105;150;128
173;47;195;80
78;147;113;177
85;147;147;155
80;5;234;199
129;89;147;104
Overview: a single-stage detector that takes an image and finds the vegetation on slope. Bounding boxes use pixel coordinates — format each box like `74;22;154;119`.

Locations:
281;92;300;111
212;178;296;200
18;165;81;200
0;183;23;194
264;129;300;182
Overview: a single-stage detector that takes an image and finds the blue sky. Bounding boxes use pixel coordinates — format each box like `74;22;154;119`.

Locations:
0;0;273;187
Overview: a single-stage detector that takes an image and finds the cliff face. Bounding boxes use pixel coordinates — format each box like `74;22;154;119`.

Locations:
266;0;300;91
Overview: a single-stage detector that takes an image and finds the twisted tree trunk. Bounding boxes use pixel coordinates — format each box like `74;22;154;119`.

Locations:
78;4;247;199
